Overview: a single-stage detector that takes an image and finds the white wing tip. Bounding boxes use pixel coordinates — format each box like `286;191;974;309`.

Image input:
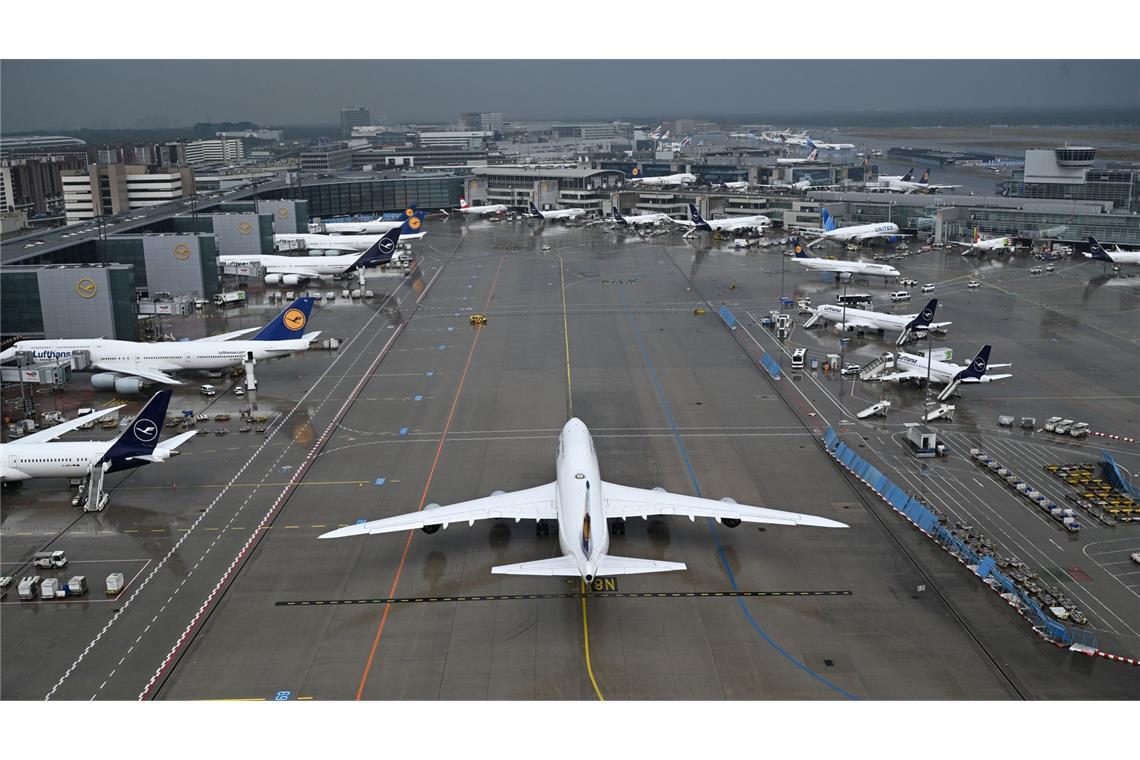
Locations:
319;524;368;539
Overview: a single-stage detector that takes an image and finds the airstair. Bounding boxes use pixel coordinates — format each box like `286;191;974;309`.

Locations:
923;403;955;422
856;400;891;419
83;462;109;512
858;352;895;381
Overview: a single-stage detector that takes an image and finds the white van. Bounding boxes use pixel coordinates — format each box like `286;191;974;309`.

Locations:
200;384;217;396
791;348;807;369
890;291;911;302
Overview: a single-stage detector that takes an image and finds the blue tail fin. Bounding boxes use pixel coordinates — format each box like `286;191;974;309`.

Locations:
806;138;817;149
900;168;914;182
101;389;172;471
688;203;710;229
1088;236;1112;261
252;296;317;341
821;208;837;232
400;210;425;235
791;238;809;258
907;299;938;332
529;201;543;218
959;345;991;380
347;227;402;272
630;163;642;179
919;169;930;184
611;206;627;224
398;203;418;220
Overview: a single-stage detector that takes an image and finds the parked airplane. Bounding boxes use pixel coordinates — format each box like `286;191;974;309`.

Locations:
952;229;1016;255
529;201;585;221
805;209;906;248
320;418;846;581
809;298;951;346
610;207;674;227
807;137;856;150
776;148;820;165
721;180;751;191
790;239;902;280
277;211;426;250
627;165;697;186
456;198;509;215
1085;235;1140;265
0;390;195;484
0;297;321;393
878;344;1012;401
870;168;960;194
318;205;417;234
686;204;770;234
221;228;403;286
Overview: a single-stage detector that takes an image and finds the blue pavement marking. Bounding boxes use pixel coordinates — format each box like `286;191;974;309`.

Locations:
355;518;367;524
448;326;454;331
399;427;408;436
617;288;857;701
426;371;434;377
438;344;446;350
414;395;423;401
374;478;386;486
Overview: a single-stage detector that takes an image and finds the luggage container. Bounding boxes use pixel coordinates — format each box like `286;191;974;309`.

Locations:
18;576;41;600
66;576;88;596
40;578;59;600
105;572;125;596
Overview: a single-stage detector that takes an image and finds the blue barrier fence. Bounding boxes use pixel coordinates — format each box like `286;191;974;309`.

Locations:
822;427;1097;649
759;352;782;380
717;305;738;329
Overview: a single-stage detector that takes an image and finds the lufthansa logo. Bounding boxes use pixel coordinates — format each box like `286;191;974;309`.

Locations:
378;238;396;254
76;278;98;298
173;243;191;260
974;358;986;371
238;221;253;234
407;216;422;230
404;208;414;217
794;245;802;254
631;167;640;176
283;309;307;331
277;207;290;220
921;310;933;320
133;419;159;442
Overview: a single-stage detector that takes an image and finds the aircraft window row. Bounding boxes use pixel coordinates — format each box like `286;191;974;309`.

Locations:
25;458;80;463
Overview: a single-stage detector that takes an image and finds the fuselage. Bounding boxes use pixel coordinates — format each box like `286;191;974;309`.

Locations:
814;303;910;331
219;252;363;276
620;212;671;226
698;214;771;232
1;440;112;481
537;208;585;220
794;257;900;278
458;204;508;215
10;338;312;373
823;222;900;243
1088;248;1140;265
630;173;696;186
554;418;608;582
893;352;961;384
275;232;423;251
319;219;402;234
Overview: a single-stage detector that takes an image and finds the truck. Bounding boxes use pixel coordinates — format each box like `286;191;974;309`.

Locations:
32;550;68;569
1068;422;1090;438
1043;416;1063;432
212;290;247;308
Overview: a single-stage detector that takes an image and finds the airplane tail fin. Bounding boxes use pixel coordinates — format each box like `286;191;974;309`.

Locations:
629;163;642;180
958;344;992;381
792;238;810;258
399;210;425;235
807;148;819;161
973;227;981;243
1087;236;1112;261
806;138;817;149
251;296;317;341
902;299;939;343
919;169;930;184
821;207;837;232
900;168;914;182
688;203;710;229
611;206;626;224
100;389;172;470
459;198;469;209
529;201;543;218
398;203;417;220
347;227;402;272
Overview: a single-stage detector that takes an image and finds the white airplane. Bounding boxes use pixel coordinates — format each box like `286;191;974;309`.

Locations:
627;165;697;186
870;168;960;194
609;207;674;228
0;297;321;393
806;137;856;151
320;418;846;581
318;206;418;234
277;212;425;251
456;198;509;215
790;240;901;280
221;227;404;286
529;201;585;221
0;390;195;484
776;148;820;165
952;229;1016;255
805;208;907;249
879;344;1012;401
1085;235;1140;265
686;204;770;234
809;298;951;346
721;180;751;191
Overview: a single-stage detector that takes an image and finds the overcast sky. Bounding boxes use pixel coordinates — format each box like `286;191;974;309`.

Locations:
3;60;1137;132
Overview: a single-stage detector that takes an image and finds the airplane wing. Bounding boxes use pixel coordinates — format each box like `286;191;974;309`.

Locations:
319;482;558;538
491;554;688;576
853;230;910;241
837;317;880;331
961;373;1013;383
265;268;320;280
17;405;125;444
878;369;926;383
600;481;846;528
195;327;260;342
92;362;182;385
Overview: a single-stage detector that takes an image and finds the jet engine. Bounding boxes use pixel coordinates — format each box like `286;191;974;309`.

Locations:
91;373;147;394
719;497;741;528
421;502;442;534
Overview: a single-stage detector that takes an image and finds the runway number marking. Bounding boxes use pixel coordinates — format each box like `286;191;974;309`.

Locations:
591;577;618;592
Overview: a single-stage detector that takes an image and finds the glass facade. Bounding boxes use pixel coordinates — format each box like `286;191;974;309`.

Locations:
109;267;138;340
943;208;1140;246
1000;169;1138;212
99;238;148;287
263;178;464;218
0;271;45;336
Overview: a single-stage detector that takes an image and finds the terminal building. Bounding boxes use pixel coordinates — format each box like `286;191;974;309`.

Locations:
184;138;245;165
2;264;139;340
999;147;1139;212
465;166;626;212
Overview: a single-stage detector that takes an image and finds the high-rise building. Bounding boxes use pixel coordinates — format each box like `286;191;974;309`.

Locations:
340;107;371;138
0;155;88;213
61;164;195;223
459;112;504;134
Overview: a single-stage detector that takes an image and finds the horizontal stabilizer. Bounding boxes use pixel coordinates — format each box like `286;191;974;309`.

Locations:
596;555;687;575
492;555;580;576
